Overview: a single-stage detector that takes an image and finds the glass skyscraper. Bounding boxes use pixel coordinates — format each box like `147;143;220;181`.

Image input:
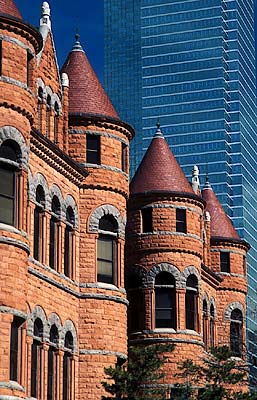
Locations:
104;0;257;384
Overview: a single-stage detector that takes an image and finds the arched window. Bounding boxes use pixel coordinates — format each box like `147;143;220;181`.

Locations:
64;206;75;278
210;304;215;348
38;87;44;132
97;215;118;284
202;299;208;349
31;318;43;398
0;140;20;226
34;185;46;262
63;332;74;400
155;272;176;329
46;95;51;138
47;325;59;400
54;102;59;144
127;274;145;332
49;196;61;270
186;275;198;331
230;309;243;357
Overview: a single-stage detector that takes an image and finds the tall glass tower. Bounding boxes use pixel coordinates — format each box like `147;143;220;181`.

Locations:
104;0;257;384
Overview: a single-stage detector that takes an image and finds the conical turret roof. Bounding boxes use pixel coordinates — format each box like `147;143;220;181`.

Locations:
0;0;22;19
130;124;194;195
202;177;240;240
61;34;119;119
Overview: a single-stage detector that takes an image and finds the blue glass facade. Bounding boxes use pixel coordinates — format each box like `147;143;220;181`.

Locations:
104;0;257;383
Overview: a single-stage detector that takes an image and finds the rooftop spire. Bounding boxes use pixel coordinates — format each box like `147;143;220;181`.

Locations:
192;165;200;194
154;119;164;138
39;1;51;38
72;28;84;52
204;164;211;189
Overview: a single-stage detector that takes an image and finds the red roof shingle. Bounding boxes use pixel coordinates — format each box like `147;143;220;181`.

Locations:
0;0;22;19
61;36;119;119
130;127;194;195
202;181;240;240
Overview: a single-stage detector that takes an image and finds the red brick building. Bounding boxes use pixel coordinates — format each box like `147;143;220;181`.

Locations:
0;1;250;399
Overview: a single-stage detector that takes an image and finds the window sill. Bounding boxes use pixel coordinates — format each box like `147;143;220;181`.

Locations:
83;282;126;294
0;223;27;237
0;380;25;392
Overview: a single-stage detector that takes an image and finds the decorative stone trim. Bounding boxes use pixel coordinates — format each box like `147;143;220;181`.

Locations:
63;194;79;229
0;126;28;167
0;34;34;54
137;231;201;241
0;307;27;319
127;265;147;287
28;266;128;305
0;223;27;237
209;298;217;317
48;312;62;341
182;266;200;287
146;263;181;288
147;203;202;215
29;172;50;205
69;129;129;145
27;305;48;338
202;292;209;311
89;204;126;237
224;302;244;321
80;282;126;294
0;76;34;96
81;162;128;177
0;236;30;253
49;184;64;216
0;381;25;392
61;320;78;353
130;336;203;347
79;349;127;359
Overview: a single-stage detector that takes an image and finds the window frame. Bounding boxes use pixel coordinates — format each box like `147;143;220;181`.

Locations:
185;275;198;331
220;251;230;273
141;207;153;233
97;215;118;285
230;309;243;357
86;134;100;165
9;316;24;382
176;208;187;233
49;196;61;270
155;272;176;329
64;207;75;279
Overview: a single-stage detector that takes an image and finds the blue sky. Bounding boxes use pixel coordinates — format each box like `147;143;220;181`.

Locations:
15;0;104;82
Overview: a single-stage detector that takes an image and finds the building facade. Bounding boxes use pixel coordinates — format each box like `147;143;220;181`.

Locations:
0;0;251;398
104;0;257;381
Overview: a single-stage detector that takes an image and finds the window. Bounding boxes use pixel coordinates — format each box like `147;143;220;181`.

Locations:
27;51;33;87
230;309;243;357
0;140;20;226
176;208;186;233
63;332;73;400
64;207;75;278
127;274;145;332
220;252;230;272
97;215;118;284
31;318;43;398
49;196;61;270
46;95;51;138
210;304;215;348
121;142;128;172
34;185;45;262
155;272;176;329
38;87;44;132
54;102;59;143
86;135;100;164
202;300;208;349
186;275;198;331
142;208;153;233
47;325;59;400
10;316;24;382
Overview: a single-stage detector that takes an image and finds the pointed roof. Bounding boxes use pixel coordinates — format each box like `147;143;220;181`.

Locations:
61;34;119;119
202;176;240;240
130;124;194;195
0;0;22;20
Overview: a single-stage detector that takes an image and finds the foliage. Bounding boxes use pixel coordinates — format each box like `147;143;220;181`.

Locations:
102;343;174;400
175;346;254;400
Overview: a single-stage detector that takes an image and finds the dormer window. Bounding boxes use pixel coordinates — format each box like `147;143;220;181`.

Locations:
86;135;100;164
176;208;186;233
220;251;230;273
142;208;153;233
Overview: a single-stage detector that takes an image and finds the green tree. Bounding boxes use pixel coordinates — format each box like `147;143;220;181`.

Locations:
175;346;257;400
102;343;174;400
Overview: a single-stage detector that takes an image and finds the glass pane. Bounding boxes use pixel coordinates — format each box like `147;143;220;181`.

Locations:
155;288;172;308
97;260;113;283
98;237;113;261
0;168;14;197
0;196;14;225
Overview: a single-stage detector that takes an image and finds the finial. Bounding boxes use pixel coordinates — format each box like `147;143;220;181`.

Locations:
61;73;69;88
72;24;84;52
40;1;51;32
203;163;212;189
154;119;164;138
192;165;200;194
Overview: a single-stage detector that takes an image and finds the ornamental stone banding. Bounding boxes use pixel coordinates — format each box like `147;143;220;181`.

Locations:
63;194;79;229
48;312;62;343
49;184;64;216
182;266;200;288
89;204;125;237
146;263;181;288
69;129;129;145
61;320;78;353
27;305;48;338
224;302;244;321
29;172;50;205
0;126;28;167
